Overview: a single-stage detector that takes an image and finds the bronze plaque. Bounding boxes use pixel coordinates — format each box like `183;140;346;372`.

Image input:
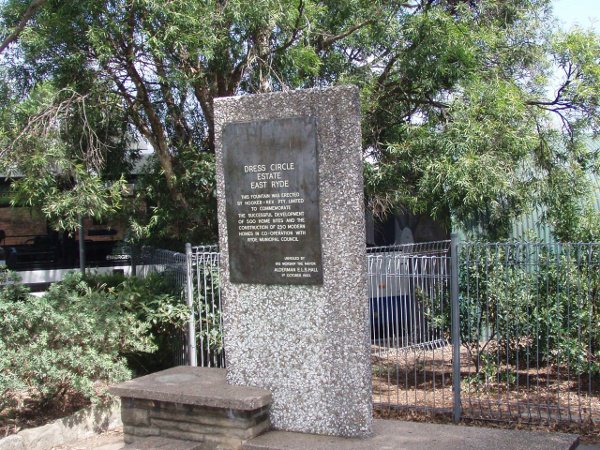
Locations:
222;116;323;285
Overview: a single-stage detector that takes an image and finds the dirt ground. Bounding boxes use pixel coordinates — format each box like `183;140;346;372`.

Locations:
3;345;598;443
0;391;90;439
372;341;600;441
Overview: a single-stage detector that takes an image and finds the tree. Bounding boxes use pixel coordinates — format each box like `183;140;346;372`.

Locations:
0;0;46;55
1;0;394;244
357;1;600;239
1;0;598;244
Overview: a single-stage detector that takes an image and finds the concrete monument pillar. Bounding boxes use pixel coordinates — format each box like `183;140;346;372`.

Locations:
214;85;371;437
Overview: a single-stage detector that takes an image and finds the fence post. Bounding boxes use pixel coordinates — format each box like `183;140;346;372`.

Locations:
450;233;461;423
185;243;198;367
78;214;85;275
130;245;137;277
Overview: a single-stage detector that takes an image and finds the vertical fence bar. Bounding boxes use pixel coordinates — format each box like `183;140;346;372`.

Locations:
78;214;85;275
451;233;461;423
130;244;137;277
185;243;198;367
195;252;205;367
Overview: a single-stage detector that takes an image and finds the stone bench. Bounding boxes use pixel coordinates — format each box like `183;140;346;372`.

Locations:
109;367;272;449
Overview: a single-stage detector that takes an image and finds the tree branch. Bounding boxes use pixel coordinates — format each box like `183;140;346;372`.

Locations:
152;52;192;147
119;7;188;208
316;18;373;52
9;88;111;171
271;0;305;55
526;63;574;108
0;0;47;55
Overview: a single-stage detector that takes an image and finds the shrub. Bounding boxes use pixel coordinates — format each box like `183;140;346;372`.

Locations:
458;243;600;377
425;242;599;381
86;272;190;373
0;271;156;411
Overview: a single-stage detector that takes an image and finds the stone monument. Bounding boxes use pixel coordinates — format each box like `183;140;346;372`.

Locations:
214;85;372;437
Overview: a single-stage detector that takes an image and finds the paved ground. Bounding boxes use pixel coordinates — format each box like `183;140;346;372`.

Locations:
51;428;125;450
244;420;579;450
48;420;592;450
51;429;125;450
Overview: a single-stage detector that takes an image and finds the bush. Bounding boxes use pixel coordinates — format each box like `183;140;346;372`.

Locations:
85;272;190;373
458;243;600;377
0;271;156;411
425;242;600;384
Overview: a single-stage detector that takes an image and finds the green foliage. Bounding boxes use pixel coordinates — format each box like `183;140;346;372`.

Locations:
463;351;516;391
87;272;188;331
539;143;600;242
550;28;600;134
0;0;393;246
0;267;30;302
359;1;600;239
86;269;224;371
0;81;130;234
85;272;190;374
1;0;599;242
0;271;155;411
0;266;209;415
129;150;218;247
457;243;600;377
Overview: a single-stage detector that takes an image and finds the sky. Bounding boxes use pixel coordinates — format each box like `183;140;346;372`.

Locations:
552;0;600;32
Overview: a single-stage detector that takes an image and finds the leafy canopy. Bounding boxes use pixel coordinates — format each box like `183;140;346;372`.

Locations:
0;0;598;243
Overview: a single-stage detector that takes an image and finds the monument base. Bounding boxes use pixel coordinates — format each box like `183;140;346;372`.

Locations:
109;367;272;449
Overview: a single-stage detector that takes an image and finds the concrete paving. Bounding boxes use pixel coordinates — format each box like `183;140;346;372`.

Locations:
51;429;202;450
53;434;195;449
47;419;583;450
243;419;580;450
51;430;125;450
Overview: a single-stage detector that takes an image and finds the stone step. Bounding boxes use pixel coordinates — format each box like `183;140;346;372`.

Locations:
109;367;272;411
109;367;273;449
121;436;204;449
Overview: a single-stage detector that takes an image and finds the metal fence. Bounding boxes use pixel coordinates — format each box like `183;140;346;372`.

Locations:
134;246;187;286
372;239;600;429
133;246;189;365
457;241;600;426
368;241;453;414
185;244;225;368
367;241;450;349
132;245;225;368
142;239;599;430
